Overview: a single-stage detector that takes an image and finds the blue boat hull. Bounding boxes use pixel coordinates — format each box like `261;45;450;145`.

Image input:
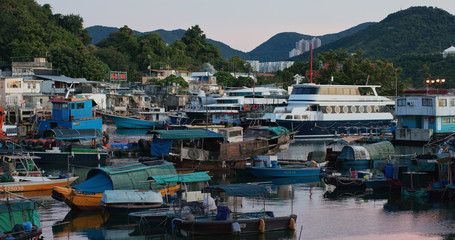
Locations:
258;119;392;138
248;167;321;178
106;115;162;129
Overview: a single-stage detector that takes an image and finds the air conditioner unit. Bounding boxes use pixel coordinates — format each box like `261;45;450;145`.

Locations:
407;102;414;106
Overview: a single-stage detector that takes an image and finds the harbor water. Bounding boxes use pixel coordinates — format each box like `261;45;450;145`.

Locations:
30;127;455;239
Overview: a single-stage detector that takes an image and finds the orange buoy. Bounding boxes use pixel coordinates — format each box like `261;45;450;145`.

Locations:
258;218;265;233
288;218;295;230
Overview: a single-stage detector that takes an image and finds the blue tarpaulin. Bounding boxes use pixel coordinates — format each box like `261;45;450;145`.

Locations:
150;136;173;157
73;173;114;193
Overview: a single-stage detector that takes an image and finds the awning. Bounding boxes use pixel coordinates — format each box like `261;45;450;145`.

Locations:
202;184;268;197
100;190;163;204
43;128;103;139
151;172;211;184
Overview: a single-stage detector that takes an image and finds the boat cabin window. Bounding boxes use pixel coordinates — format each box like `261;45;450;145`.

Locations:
229;130;242;138
397;99;406;106
62;104;68;110
77;103;84;109
422;98;432;107
285;115;293;119
294;115;301;119
307;105;318;111
302;115;308;119
71;103;75;109
291;87;318;95
452;118;455;123
450;99;455;107
443;117;450;124
439;99;447;107
53;104;61;110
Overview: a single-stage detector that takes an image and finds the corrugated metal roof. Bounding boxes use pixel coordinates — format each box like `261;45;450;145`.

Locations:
35;75;88;83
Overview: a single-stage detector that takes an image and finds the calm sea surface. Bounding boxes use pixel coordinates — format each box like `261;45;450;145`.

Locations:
31;126;455;240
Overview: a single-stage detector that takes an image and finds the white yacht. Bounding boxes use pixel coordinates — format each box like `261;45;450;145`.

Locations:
264;83;395;138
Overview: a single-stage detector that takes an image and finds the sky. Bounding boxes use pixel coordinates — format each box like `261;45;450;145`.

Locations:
35;0;455;52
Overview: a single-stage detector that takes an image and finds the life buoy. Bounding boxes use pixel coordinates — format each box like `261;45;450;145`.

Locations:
243;105;250;111
102;133;109;145
252;105;259;111
429;117;435;124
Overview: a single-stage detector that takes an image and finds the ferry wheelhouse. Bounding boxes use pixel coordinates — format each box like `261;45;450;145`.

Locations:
264;83;394;138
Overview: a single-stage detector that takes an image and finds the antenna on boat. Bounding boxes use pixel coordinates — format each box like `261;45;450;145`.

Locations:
65;83;74;99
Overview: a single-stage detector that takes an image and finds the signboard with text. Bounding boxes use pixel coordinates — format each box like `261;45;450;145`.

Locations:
109;71;127;81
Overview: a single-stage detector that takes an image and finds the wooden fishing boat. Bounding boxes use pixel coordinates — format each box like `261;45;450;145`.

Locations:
101;171;211;215
171;184;297;236
148;126;292;171
0;155;78;193
51;161;181;211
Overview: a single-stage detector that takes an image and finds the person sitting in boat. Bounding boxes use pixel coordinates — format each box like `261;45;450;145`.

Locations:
203;196;217;214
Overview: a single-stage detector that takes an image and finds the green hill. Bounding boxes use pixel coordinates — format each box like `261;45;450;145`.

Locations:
86;22;375;61
294;6;455;61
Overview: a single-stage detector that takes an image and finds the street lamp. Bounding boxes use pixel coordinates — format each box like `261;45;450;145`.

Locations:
425;78;446;95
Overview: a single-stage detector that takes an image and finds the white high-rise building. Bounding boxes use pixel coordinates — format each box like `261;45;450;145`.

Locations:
289;37;322;57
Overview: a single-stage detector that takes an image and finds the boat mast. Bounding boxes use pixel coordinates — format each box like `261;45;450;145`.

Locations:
310;43;313;84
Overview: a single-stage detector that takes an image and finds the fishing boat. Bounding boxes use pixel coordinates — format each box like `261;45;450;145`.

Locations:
262;83;395;138
101;171;211;215
148;127;292;170
37;96;102;132
103;107;169;129
333;141;395;170
171;184;297;236
0;195;43;240
51;161;180;211
24;128;110;166
247;156;322;178
0;155;78;193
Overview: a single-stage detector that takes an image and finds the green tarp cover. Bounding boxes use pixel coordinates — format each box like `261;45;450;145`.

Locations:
202;184;269;197
87;161;178;191
0;200;41;232
151;129;223;140
264;126;291;136
363;141;395;160
152;172;211;184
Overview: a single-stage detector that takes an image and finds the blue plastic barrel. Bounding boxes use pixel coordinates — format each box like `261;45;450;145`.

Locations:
385;164;394;179
22;221;32;231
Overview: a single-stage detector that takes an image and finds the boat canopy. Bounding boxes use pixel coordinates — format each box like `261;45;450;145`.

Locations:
0;200;41;232
100;190;163;204
151;129;223;140
73;162;177;193
337;141;395;161
151;172;211;184
202;184;268;197
42;128;103;139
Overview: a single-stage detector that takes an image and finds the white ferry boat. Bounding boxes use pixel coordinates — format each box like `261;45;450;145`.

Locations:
263;83;395;138
185;87;287;124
